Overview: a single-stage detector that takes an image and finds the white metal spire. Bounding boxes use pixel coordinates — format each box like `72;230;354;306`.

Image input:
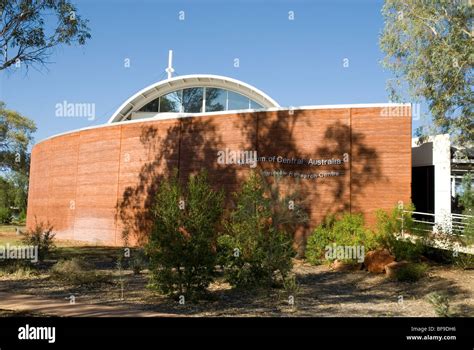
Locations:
165;50;175;79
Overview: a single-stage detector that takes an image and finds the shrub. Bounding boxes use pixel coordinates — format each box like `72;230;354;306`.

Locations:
305;216;334;265
426;292;451;317
282;274;300;297
261;173;309;256
375;205;428;261
460;207;474;246
146;170;224;298
218;172;295;288
20;219;55;262
0;207;11;224
130;249;148;275
422;246;454;264
12;210;26;225
305;213;377;265
115;258;126;300
458;173;474;211
453;251;474;270
50;258;109;285
393;263;428;282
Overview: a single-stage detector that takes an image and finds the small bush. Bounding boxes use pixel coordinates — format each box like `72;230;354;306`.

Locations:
453;252;474;269
375;205;427;262
12;211;26;225
426;292;451;317
0;207;11;224
461;211;474;246
305;213;377;265
305;216;334;265
21;219;55;262
394;263;428;282
115;259;126;300
422;246;454;264
130;249;148;275
147;170;224;298
51;258;109;285
218;172;295;288
283;274;300;297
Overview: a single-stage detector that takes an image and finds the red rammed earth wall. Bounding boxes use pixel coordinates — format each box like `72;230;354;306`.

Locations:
26;107;411;248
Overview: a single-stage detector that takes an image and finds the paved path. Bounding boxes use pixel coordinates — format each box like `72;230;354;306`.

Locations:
0;292;179;317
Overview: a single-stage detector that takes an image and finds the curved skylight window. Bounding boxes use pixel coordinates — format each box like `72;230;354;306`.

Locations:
108;74;279;123
137;87;263;115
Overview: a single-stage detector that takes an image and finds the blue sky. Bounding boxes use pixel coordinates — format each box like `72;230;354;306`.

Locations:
1;0;420;143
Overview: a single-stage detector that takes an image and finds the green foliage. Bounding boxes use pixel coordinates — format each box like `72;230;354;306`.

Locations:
458;173;474;245
0;102;37;216
147;170;224;298
282;273;300;297
422;246;454;265
0;102;36;172
51;258;110;285
0;177;13;224
0;206;11;224
7;172;30;217
0;0;91;71
380;0;473;147
384;237;426;263
375;205;427;261
453;251;474;270
218;172;295;288
261;173;309;251
305;213;377;265
130;249;148;275
115;258;126;299
463;215;474;245
426;292;451;317
20;219;55;262
305;216;335;265
14;210;27;225
458;173;474;211
394;263;428;282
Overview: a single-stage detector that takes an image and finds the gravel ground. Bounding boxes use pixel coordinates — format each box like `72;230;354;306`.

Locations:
0;260;472;317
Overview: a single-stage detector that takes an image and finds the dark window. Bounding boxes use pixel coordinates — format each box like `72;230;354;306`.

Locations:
412;165;435;222
138;98;159;112
205;88;226;112
159;91;182;112
182;88;203;113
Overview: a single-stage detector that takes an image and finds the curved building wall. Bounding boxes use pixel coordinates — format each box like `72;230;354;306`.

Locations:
26;106;412;246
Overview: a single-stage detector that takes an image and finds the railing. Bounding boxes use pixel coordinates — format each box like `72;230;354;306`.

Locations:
401;210;473;236
400;210;473;254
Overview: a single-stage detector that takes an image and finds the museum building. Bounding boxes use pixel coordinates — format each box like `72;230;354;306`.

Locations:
26;71;412;246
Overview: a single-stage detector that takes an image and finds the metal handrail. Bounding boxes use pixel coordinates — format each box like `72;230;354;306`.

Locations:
400;210;472;236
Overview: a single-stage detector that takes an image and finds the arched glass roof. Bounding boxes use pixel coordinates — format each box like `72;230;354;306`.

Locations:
107;74;280;123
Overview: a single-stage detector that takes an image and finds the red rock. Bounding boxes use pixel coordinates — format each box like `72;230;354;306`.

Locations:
364;249;395;273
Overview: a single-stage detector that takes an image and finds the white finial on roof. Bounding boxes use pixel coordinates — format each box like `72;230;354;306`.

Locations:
165;50;175;79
